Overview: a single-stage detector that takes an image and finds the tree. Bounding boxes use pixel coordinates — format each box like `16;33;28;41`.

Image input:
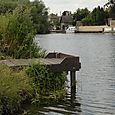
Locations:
109;4;115;17
91;6;108;25
105;0;115;18
109;0;115;4
0;5;45;58
30;0;49;34
0;0;50;34
73;8;90;25
81;16;93;25
73;8;90;21
0;0;30;14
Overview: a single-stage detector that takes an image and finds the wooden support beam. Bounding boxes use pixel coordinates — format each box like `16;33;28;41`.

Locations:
70;71;76;97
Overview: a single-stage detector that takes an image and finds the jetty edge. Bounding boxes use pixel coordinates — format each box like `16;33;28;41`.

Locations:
0;52;81;89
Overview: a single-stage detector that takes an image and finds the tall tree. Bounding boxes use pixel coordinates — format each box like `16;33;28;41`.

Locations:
73;8;90;21
73;8;90;25
0;0;29;14
30;0;49;34
109;0;115;18
104;0;115;18
91;6;108;25
109;4;115;18
0;0;50;34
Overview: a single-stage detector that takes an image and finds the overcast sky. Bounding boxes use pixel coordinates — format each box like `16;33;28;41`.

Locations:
42;0;108;15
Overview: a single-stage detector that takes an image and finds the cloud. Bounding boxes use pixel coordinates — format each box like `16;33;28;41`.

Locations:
42;0;108;14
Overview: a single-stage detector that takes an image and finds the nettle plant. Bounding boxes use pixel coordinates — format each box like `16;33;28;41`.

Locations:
26;63;67;97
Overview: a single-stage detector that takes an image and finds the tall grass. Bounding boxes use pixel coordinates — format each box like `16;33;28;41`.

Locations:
0;63;67;114
0;64;33;114
0;5;45;59
26;63;67;103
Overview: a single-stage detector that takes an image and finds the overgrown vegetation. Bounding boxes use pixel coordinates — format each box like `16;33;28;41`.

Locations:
0;6;43;59
26;63;67;103
0;0;49;34
0;64;33;115
73;0;115;26
0;63;67;114
0;0;49;59
73;6;109;26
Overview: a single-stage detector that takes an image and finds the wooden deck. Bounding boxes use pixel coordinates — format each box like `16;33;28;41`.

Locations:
0;52;81;72
0;52;81;93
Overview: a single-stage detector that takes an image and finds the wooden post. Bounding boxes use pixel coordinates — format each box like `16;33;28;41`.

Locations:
70;71;76;99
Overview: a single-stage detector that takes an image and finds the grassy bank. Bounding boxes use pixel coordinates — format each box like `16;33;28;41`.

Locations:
0;64;33;114
0;63;67;114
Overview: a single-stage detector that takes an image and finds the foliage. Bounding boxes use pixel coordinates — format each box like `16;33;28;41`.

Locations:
108;0;115;4
73;8;90;25
0;64;33;115
30;0;49;34
62;11;71;16
26;63;67;102
0;5;45;59
73;6;109;26
0;63;67;114
91;6;108;25
0;0;29;14
109;4;115;18
81;16;94;25
0;0;49;35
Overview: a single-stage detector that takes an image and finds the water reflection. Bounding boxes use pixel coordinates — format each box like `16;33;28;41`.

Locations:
24;91;81;115
34;33;115;115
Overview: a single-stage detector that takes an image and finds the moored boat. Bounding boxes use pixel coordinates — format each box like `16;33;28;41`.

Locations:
66;26;76;33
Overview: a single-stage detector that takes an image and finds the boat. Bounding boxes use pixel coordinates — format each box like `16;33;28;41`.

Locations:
104;27;115;33
66;26;76;33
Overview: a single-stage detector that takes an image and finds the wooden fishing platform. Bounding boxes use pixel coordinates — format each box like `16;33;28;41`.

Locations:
0;52;81;91
0;52;81;72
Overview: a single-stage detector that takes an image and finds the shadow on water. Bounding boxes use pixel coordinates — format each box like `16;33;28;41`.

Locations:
30;33;115;115
22;75;82;115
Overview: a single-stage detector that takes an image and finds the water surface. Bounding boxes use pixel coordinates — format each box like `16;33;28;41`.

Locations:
34;33;115;115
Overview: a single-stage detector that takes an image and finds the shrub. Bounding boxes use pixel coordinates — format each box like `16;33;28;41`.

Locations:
26;63;67;102
0;63;67;114
0;5;45;59
0;64;33;114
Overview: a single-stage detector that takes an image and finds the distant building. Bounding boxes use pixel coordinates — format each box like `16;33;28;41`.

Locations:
48;13;60;30
48;13;59;22
108;18;115;27
60;11;73;30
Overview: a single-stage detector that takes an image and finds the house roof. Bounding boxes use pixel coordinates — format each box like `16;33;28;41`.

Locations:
60;15;73;23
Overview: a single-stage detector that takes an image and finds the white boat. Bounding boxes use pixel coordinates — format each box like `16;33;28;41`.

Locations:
66;26;76;33
104;27;115;33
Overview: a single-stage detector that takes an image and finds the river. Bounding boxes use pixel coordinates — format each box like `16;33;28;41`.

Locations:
31;33;115;115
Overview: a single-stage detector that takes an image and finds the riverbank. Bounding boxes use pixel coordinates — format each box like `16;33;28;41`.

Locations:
36;33;115;115
76;26;115;33
49;26;115;33
0;62;67;114
77;25;105;33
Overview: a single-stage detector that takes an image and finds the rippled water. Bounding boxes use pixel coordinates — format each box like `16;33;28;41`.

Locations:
33;33;115;115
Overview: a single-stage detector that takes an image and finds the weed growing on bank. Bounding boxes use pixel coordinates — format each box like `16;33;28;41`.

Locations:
0;64;33;114
0;63;67;114
26;63;67;104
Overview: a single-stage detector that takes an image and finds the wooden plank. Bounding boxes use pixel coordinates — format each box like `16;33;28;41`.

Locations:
42;58;63;65
0;53;81;72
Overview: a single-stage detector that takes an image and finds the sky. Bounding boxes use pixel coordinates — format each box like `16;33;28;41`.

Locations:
41;0;108;15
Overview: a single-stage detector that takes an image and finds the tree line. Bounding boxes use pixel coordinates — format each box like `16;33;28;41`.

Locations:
0;0;48;59
73;1;115;26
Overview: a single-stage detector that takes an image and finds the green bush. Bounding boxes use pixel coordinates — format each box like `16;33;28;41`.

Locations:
26;63;67;102
0;64;33;114
0;5;45;59
0;63;67;114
